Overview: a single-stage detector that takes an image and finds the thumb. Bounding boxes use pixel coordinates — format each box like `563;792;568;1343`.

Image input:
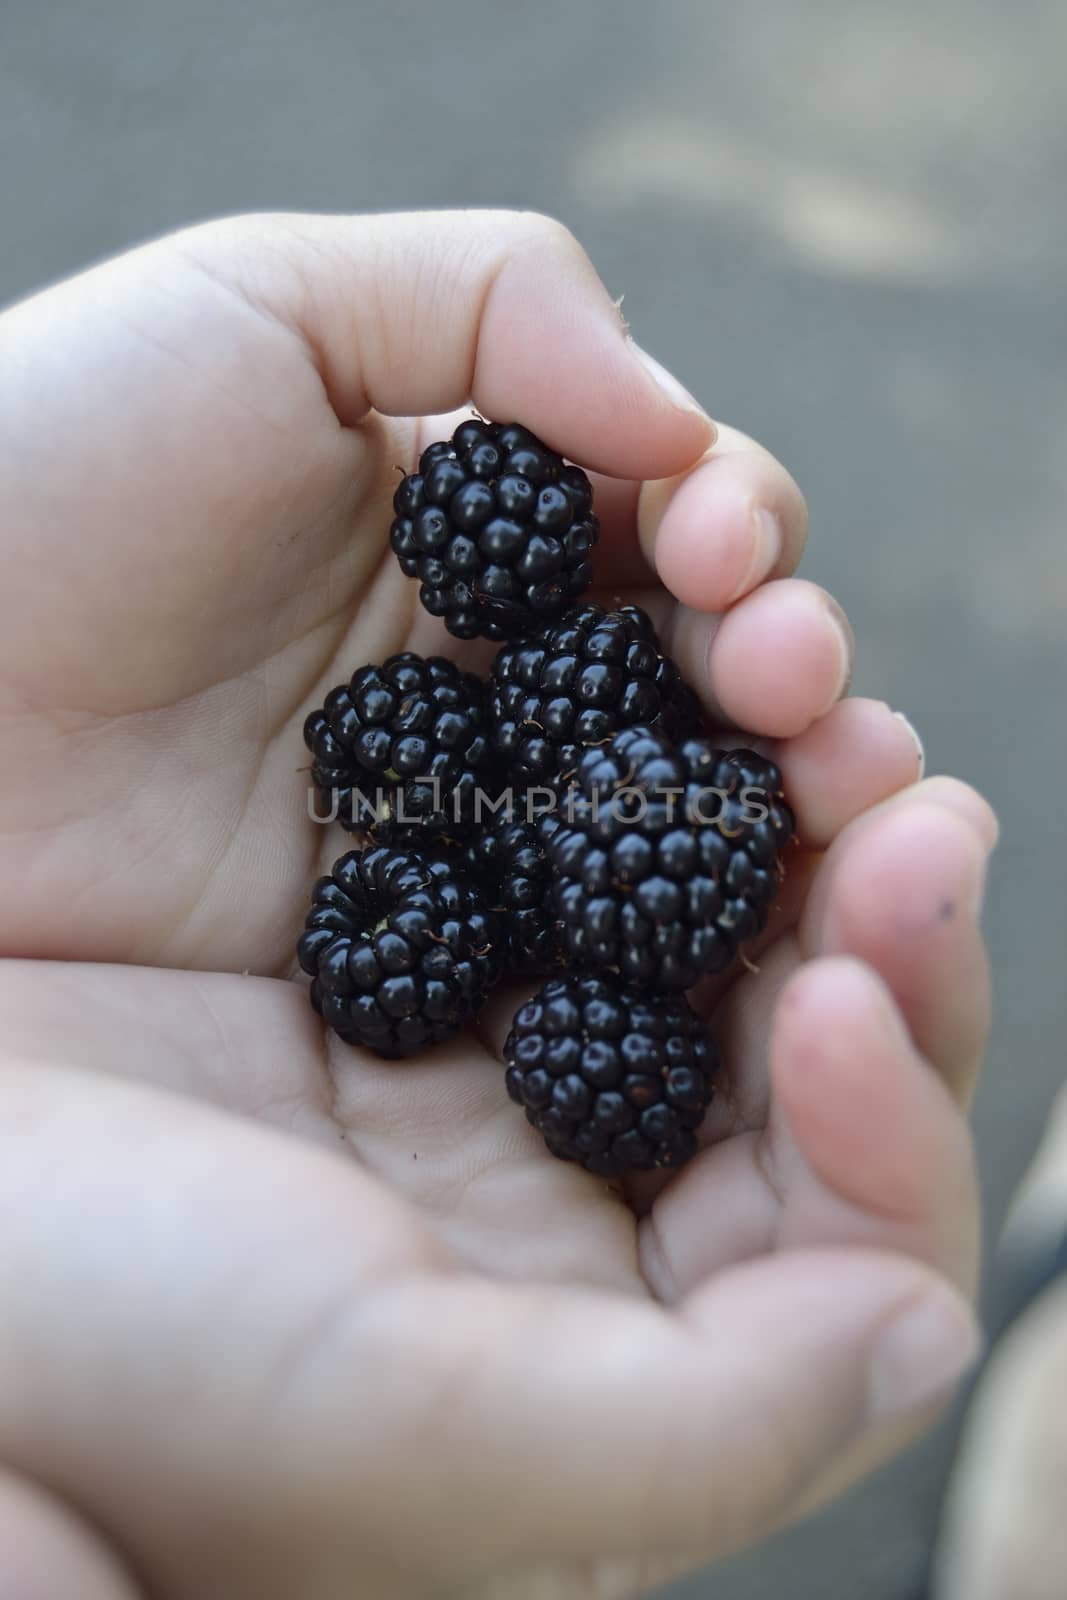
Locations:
0;1060;977;1595
176;207;716;476
365;1253;979;1580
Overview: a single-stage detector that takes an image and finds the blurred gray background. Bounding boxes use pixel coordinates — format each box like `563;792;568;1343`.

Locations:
2;0;1064;1594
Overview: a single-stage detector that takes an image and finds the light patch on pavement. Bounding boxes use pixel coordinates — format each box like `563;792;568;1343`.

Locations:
573;117;968;285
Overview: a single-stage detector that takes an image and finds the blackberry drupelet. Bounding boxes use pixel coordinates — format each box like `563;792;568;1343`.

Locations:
489;603;703;789
466;813;562;976
546;726;795;991
504;974;718;1174
303;653;497;840
297;845;503;1057
389;419;599;640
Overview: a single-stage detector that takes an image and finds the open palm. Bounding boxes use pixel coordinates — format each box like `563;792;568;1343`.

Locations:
0;212;993;1600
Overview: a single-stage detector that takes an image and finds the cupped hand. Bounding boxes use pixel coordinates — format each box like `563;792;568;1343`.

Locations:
0;212;994;1599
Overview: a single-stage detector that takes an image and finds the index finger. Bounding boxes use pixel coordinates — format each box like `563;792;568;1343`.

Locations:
551;421;809;595
178;208;717;478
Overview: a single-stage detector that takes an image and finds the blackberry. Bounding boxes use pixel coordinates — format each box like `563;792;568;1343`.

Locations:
303;653;497;840
546;727;794;991
466;812;563;976
504;974;718;1175
297;845;503;1057
389;419;598;640
489;603;702;790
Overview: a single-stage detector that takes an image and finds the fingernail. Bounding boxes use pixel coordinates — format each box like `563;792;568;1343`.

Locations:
726;505;782;603
961;840;991;920
866;1285;981;1425
823;598;855;701
627;339;717;432
920;783;1000;854
893;712;926;779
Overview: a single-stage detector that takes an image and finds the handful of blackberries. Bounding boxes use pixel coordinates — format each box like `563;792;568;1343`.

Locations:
297;419;795;1177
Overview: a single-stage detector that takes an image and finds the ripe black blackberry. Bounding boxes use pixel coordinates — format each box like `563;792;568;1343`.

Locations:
297;845;503;1057
303;653;497;840
389;419;598;640
504;974;718;1175
465;812;562;976
546;727;795;991
489;603;702;789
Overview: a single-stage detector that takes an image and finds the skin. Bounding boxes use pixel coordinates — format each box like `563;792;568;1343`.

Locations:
933;1087;1067;1600
0;210;996;1599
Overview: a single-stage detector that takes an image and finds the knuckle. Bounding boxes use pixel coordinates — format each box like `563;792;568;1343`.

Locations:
505;208;584;258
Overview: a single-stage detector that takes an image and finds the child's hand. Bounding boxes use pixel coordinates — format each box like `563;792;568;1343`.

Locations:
0;212;994;1599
